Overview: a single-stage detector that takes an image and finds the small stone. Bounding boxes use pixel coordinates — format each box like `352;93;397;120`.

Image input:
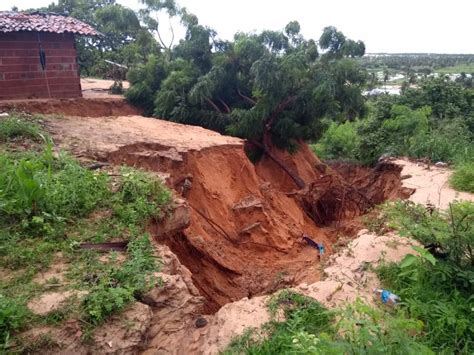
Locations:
195;316;208;328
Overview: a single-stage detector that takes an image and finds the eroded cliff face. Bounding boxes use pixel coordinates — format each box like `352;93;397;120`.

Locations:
107;136;407;313
43;114;408;354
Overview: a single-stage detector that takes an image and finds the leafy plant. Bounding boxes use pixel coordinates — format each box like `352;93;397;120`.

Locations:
377;201;474;352
450;162;474;193
113;167;172;225
311;121;359;161
82;235;159;324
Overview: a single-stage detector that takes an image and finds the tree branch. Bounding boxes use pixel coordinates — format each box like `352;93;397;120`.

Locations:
205;98;222;113
218;98;231;113
251;140;306;189
265;96;297;128
168;16;175;49
237;89;256;106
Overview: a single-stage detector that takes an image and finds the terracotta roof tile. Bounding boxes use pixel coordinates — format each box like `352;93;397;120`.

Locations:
0;11;101;36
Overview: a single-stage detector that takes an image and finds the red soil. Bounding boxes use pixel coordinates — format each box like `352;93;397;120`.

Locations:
41;113;406;313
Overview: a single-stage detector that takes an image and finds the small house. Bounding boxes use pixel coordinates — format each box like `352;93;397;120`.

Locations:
0;11;99;100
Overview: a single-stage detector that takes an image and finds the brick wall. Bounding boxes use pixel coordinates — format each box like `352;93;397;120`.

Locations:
0;32;82;100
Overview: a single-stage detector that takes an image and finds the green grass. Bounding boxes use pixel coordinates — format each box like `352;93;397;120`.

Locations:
0;113;172;349
376;201;474;353
435;63;474;74
224;290;432;354
0;115;44;143
450;162;474;193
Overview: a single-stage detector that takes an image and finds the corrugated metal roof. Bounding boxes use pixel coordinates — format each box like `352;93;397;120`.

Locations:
0;11;101;36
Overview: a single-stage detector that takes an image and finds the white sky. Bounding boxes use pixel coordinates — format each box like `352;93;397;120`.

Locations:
2;0;473;54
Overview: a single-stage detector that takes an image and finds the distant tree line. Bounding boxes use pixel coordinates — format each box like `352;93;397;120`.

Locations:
359;53;474;74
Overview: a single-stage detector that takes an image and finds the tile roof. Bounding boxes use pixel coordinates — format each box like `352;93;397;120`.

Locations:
0;11;101;36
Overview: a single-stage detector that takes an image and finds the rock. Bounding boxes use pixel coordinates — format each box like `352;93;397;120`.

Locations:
299;283;309;291
195;317;208;328
92;302;152;354
435;161;448;168
400;174;412;180
232;195;263;211
27;290;87;316
153;199;190;237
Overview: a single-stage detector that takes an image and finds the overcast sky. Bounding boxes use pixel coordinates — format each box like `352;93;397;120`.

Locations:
2;0;473;54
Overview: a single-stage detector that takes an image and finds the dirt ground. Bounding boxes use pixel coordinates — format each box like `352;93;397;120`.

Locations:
80;78;130;99
395;158;474;209
43;113;410;313
0;78;138;117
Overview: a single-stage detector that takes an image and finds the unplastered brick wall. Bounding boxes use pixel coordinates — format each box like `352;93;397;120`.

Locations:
0;32;82;100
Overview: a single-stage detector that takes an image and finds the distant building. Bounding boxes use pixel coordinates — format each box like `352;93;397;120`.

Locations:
0;11;100;100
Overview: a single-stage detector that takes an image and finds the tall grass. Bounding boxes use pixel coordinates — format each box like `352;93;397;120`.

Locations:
0;113;173;347
377;201;474;352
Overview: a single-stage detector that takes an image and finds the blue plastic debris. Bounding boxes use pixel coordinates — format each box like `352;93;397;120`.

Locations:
302;235;325;258
374;289;400;305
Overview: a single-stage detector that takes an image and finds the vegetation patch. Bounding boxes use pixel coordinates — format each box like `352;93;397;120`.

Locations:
0;113;172;350
377;201;474;352
450;162;474;193
314;77;473;167
225;290;431;354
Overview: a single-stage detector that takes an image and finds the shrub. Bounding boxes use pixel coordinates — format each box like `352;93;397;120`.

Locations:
311;121;359;161
450;162;474;193
378;201;474;352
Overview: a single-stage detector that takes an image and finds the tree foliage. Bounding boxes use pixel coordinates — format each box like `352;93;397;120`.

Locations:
39;0;159;77
127;21;367;186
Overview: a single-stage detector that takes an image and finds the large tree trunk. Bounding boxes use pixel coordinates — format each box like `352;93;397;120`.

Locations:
262;144;306;189
251;96;306;189
252;132;306;189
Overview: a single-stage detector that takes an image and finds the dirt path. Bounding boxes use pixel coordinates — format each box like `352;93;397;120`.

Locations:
395;158;474;209
80;78;130;99
46;115;243;159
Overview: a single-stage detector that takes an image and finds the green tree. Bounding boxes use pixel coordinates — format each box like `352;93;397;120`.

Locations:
43;0;158;76
128;22;367;187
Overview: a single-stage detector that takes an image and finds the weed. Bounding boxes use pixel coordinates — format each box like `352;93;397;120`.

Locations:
113;167;172;225
377;200;474;352
0;294;31;348
0;133;172;345
450;162;474;193
82;235;160;325
225;291;432;354
0;115;44;142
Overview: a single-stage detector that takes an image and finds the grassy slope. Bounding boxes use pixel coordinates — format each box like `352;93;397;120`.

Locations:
0;114;172;351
